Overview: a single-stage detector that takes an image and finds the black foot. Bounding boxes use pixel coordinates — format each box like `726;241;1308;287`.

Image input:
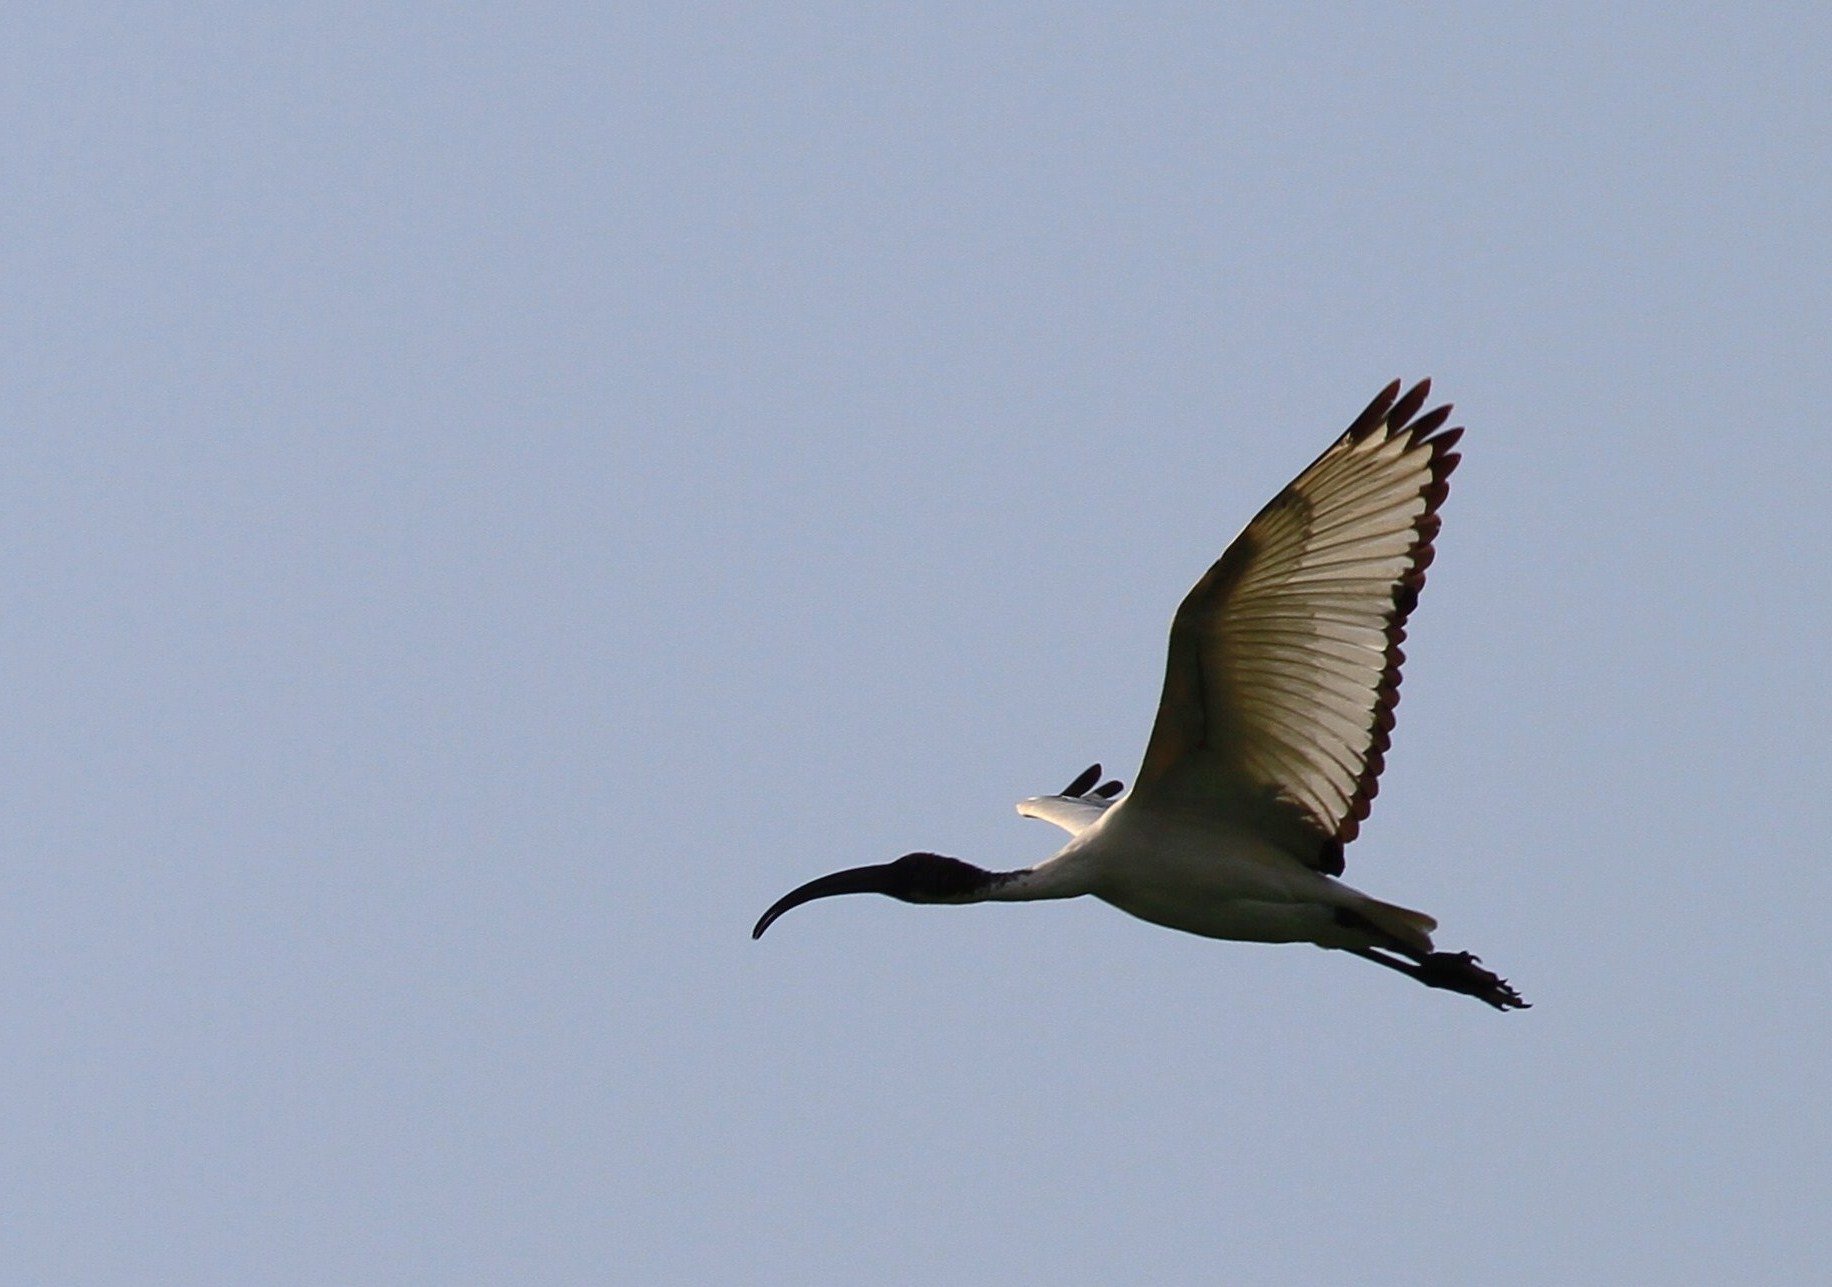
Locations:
1417;951;1530;1011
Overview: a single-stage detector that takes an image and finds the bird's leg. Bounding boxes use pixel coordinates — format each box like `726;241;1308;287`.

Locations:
1417;950;1529;1010
1349;947;1530;1011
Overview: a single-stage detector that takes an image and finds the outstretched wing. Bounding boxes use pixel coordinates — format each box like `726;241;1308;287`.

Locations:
1017;763;1126;837
1131;380;1462;875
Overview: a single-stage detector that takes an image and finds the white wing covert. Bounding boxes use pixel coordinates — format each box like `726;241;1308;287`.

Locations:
1131;380;1462;875
1016;763;1124;838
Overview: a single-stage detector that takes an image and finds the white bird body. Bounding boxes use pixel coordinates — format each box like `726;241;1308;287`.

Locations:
756;380;1526;1009
1004;791;1433;953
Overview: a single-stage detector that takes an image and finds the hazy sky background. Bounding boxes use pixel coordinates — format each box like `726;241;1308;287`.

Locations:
4;5;1829;1284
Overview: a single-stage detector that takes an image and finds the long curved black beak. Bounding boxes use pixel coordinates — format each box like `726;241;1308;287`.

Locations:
752;863;898;939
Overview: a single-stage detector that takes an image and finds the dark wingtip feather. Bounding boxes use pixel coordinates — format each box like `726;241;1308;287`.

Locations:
1061;764;1102;797
1389;379;1431;429
1408;404;1452;437
1334;381;1464;847
1344;379;1404;440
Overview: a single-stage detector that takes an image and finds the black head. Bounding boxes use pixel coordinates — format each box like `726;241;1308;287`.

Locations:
751;852;998;939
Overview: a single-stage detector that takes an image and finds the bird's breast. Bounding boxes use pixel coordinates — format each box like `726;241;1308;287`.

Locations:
1072;805;1350;944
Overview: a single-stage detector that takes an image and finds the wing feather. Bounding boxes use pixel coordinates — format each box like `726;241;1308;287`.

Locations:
1017;763;1128;837
1131;380;1462;875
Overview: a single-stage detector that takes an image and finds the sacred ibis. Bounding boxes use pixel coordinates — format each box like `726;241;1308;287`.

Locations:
754;380;1526;1010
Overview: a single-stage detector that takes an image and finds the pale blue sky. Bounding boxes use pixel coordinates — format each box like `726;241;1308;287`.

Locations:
4;5;1829;1283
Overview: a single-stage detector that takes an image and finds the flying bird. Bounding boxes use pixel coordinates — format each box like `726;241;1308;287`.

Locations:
754;380;1526;1010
